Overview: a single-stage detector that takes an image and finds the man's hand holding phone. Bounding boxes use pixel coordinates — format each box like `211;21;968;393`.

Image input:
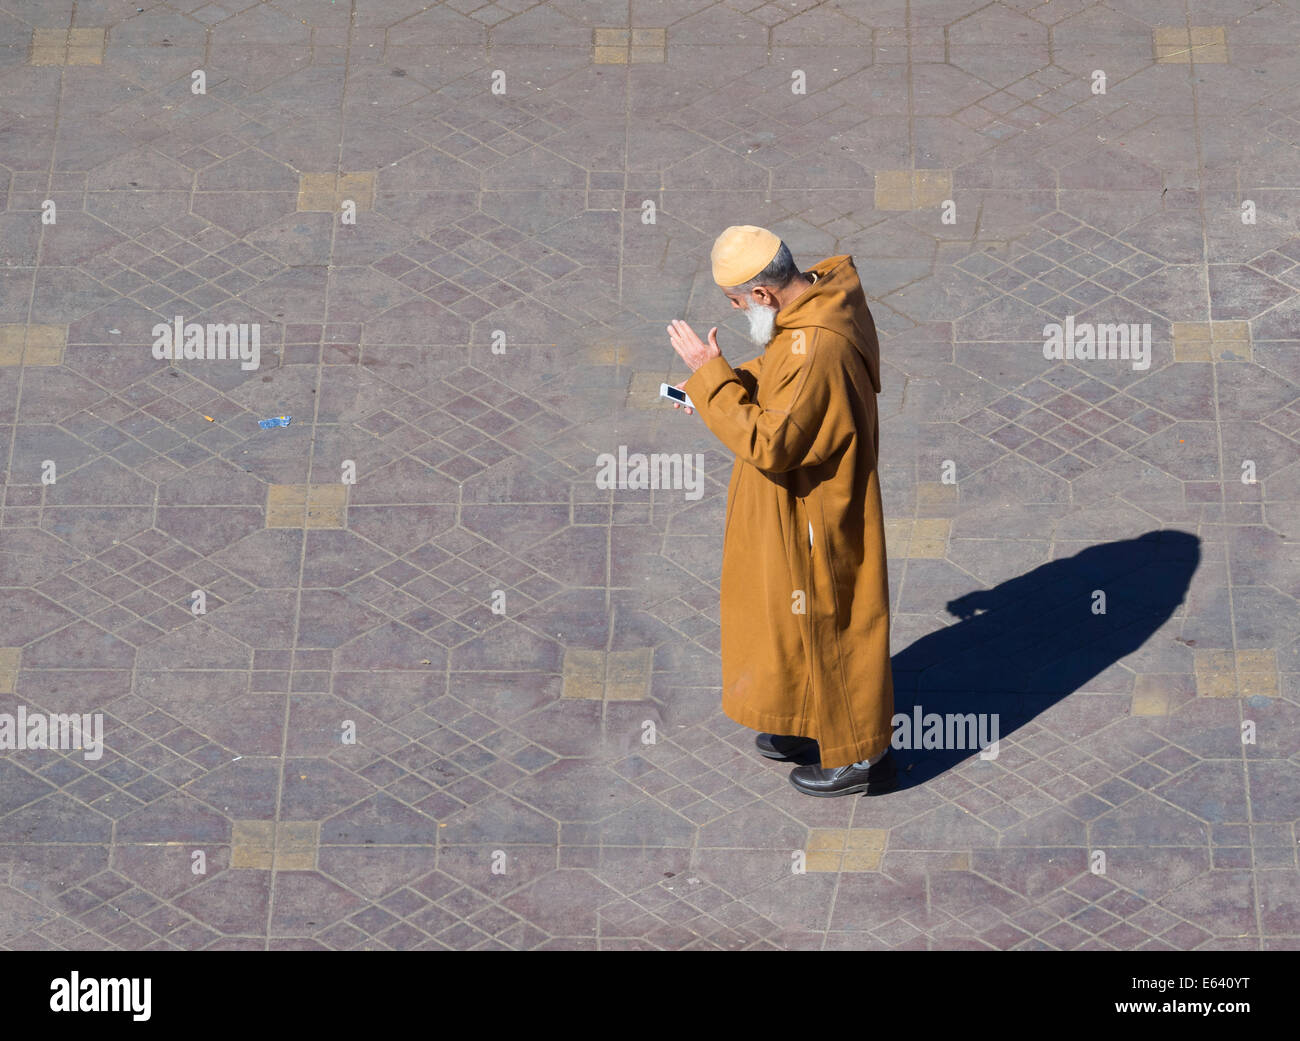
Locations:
666;318;722;415
661;381;694;415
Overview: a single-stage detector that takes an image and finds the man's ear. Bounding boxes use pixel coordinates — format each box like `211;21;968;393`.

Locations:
751;286;775;308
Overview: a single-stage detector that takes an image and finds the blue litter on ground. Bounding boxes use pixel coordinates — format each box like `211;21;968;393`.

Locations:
258;415;292;429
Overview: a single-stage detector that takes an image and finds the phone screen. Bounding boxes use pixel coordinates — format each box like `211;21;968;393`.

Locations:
665;387;687;402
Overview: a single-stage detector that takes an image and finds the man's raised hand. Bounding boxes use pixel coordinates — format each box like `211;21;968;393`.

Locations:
667;319;721;373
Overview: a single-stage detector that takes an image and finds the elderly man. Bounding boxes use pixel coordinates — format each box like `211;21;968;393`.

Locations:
666;225;896;797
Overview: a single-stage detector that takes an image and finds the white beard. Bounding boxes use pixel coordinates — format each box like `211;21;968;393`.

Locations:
744;303;777;347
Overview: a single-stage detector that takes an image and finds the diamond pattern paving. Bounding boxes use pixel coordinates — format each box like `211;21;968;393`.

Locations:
0;1;1297;951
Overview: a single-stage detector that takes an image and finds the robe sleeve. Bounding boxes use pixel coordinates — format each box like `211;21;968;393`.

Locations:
684;333;830;474
732;353;763;398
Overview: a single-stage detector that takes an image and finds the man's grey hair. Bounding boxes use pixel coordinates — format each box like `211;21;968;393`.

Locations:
725;241;799;294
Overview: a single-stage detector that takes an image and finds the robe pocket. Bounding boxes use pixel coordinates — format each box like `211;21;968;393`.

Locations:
799;497;814;553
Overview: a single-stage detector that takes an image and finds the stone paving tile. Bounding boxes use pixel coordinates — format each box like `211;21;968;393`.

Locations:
30;28;105;67
0;1;1297;951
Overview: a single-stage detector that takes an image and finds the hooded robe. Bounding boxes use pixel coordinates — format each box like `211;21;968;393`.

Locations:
683;254;893;768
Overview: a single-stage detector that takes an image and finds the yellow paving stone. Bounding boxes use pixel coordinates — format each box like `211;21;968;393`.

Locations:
268;483;310;505
1199;677;1237;700
594;25;664;62
337;171;375;211
884;518;913;556
807;828;848;852
23;344;63;366
231;820;275;869
307;483;348;506
1171;321;1212;341
841;832;885;869
1156;26;1227;63
805;851;843;872
588;344;629;365
274;822;319;870
875;169;952;210
1131;688;1170;716
874;170;913;210
1190;649;1279;696
876;187;913;210
606;647;653;701
274;850;315;870
30;27;105;65
0;647;18;695
1237;672;1278;698
276;821;318;845
1189;26;1226;50
267;499;306;526
1193;649;1237;697
267;484;346;528
0;327;25;366
297;172;375;212
30;28;66;64
1153;27;1190;61
841;848;883;871
1131;675;1175;715
24;324;67;364
0;324;66;366
1172;321;1251;362
913;169;952;207
1235;649;1275;671
1212;320;1250;341
232;821;319;869
25;325;65;348
266;505;305;528
559;648;654;701
1209;321;1251;361
561;648;605;700
916;482;958;506
65;27;105;64
297;173;336;211
909;517;950;557
304;505;346;529
31;46;66;66
1236;650;1278;697
1171;322;1213;361
232;849;275;871
805;828;885;872
846;828;887;850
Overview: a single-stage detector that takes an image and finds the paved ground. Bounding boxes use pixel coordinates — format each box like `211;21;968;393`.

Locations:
0;0;1297;951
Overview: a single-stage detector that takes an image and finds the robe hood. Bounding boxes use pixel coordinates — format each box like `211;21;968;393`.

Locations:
775;254;881;393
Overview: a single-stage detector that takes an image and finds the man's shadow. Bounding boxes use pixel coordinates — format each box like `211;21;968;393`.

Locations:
794;530;1200;783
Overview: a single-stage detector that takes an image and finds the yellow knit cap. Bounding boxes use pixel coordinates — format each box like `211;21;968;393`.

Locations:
711;225;781;287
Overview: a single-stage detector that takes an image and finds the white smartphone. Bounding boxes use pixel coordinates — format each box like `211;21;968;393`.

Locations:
660;383;696;410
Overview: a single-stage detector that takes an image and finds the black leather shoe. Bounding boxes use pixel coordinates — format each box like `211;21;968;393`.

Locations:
789;751;898;797
755;733;818;760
